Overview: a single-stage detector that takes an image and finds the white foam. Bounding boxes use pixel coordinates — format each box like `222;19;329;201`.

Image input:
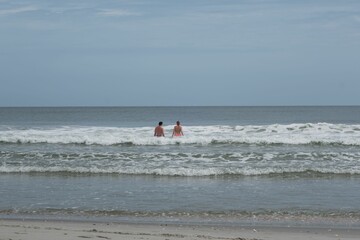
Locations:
1;151;360;176
1;123;360;146
1;165;360;176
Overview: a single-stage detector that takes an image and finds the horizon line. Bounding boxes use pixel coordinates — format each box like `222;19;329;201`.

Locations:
0;105;359;108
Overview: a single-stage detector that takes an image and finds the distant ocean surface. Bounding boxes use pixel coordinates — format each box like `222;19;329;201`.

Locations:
1;107;360;227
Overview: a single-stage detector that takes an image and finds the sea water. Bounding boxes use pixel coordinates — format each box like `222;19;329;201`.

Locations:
1;106;360;227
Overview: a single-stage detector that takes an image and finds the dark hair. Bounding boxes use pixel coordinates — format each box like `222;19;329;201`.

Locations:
176;121;180;125
159;122;163;126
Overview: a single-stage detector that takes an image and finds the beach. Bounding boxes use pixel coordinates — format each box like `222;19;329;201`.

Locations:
1;107;360;239
2;0;360;237
1;219;360;240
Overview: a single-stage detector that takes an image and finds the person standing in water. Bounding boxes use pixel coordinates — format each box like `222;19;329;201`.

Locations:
154;121;165;137
172;121;184;137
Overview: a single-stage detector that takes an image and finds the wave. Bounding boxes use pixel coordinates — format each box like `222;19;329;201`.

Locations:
2;151;360;163
2;208;360;220
1;123;360;146
1;150;360;176
2;167;360;176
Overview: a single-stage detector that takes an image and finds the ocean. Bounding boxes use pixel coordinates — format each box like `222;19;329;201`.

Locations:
1;106;360;227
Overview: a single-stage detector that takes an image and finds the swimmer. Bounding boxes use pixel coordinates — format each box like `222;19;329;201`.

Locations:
154;121;165;137
172;121;184;137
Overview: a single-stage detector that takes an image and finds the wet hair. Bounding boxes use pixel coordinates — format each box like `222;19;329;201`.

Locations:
176;121;180;125
159;122;163;126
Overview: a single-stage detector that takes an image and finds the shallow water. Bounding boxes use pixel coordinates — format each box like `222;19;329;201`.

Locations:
1;106;360;225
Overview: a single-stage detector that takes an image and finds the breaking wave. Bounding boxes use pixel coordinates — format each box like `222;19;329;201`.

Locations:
1;123;360;146
1;151;360;176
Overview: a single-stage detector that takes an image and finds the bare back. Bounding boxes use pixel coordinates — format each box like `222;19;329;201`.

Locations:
172;125;183;136
154;126;164;137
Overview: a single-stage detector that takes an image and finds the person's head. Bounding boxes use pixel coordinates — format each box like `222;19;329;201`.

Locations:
159;121;163;126
176;121;180;126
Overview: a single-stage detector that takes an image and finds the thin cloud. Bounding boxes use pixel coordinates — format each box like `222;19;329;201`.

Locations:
98;9;140;17
0;6;38;15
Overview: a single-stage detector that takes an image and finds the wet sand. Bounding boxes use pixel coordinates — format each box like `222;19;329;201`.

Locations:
1;219;360;240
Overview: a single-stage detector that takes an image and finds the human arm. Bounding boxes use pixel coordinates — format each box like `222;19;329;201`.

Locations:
172;126;175;137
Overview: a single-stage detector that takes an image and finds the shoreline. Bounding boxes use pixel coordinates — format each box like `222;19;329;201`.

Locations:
2;212;360;228
1;218;360;240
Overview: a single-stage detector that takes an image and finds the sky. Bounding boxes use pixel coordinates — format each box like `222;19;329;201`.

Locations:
0;0;359;106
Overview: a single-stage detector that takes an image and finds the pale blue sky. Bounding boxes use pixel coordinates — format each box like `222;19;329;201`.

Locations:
1;0;359;106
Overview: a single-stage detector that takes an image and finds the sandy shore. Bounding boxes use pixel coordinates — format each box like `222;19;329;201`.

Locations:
1;219;360;240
